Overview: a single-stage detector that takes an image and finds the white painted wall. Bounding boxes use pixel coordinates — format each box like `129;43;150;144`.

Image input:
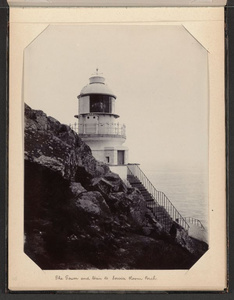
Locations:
109;165;128;181
104;148;115;164
91;150;105;162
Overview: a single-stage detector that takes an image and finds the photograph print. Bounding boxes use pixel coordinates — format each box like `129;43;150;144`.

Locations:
23;24;209;270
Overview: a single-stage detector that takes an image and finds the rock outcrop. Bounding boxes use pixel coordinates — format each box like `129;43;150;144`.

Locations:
24;104;208;269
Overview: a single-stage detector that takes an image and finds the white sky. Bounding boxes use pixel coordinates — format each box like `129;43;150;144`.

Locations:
24;24;208;171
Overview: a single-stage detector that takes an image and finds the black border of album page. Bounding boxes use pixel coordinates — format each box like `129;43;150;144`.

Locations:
0;0;233;297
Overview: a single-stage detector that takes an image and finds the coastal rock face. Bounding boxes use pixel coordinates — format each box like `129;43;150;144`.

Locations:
25;105;109;181
24;104;208;269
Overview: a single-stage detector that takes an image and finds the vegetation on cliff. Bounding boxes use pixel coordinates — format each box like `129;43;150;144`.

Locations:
24;104;207;269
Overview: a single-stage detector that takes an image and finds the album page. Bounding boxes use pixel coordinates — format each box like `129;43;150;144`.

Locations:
8;5;226;291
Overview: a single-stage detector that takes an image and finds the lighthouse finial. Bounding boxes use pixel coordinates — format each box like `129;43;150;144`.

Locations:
91;68;103;76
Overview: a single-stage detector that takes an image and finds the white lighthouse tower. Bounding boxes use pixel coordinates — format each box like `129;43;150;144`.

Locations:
75;70;128;180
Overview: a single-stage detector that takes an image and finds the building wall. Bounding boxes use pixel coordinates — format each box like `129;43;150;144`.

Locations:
104;148;115;164
109;165;128;181
87;144;128;166
82;137;125;148
91;149;105;163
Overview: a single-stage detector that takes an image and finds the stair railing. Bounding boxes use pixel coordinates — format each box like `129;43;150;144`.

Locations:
183;217;205;230
127;164;190;231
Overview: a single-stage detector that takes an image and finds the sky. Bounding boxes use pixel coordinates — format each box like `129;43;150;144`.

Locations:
24;24;208;172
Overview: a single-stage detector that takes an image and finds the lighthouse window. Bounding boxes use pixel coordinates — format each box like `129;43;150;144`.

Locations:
90;94;112;113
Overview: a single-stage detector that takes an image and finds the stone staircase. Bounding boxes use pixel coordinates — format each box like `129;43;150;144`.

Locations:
127;174;174;232
127;175;154;202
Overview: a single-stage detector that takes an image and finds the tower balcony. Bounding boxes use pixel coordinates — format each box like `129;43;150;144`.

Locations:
70;122;126;139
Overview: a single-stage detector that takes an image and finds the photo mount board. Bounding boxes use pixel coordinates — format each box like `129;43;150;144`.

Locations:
8;5;227;292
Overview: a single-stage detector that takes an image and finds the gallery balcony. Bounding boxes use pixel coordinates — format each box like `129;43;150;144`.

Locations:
70;122;126;139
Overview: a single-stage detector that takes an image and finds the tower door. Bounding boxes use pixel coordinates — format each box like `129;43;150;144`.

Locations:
117;150;125;165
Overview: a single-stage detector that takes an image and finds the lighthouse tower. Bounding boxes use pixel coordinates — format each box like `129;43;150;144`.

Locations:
74;72;206;240
75;70;128;180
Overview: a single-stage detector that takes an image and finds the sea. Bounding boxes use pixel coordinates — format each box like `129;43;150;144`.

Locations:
142;166;209;231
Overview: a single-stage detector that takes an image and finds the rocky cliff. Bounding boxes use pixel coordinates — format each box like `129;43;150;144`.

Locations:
24;104;207;269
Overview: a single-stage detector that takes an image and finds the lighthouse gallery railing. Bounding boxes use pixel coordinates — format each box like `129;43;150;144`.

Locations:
70;122;126;137
127;164;190;231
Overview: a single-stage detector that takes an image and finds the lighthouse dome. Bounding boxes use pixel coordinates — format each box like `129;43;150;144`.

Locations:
78;75;116;98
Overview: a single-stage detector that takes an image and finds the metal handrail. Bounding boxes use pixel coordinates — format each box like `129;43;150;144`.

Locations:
127;164;190;231
183;217;205;230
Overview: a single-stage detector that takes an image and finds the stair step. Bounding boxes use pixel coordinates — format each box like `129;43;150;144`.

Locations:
141;192;152;197
157;215;171;220
128;179;141;182
127;172;185;233
131;183;145;187
127;176;140;180
137;188;149;191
